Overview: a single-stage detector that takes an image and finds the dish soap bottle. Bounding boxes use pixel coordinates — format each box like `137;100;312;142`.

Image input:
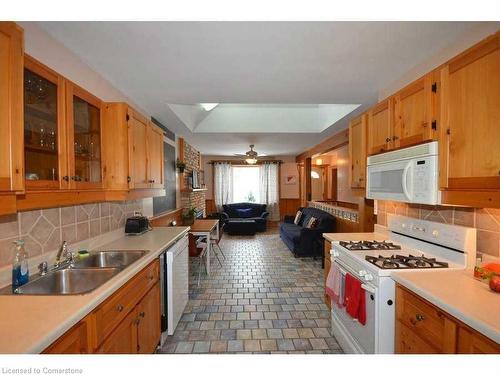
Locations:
12;239;29;291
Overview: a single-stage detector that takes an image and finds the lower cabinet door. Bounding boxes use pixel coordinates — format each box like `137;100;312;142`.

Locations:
97;309;139;354
43;320;89;354
396;322;440;354
457;327;500;354
137;282;161;354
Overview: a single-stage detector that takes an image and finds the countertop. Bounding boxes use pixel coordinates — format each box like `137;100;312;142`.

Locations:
391;270;500;344
0;226;189;354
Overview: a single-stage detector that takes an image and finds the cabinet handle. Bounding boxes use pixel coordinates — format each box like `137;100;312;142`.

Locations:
410;313;425;325
127;176;131;183
385;137;391;143
63;176;69;181
147;274;154;281
116;304;124;312
139;312;145;318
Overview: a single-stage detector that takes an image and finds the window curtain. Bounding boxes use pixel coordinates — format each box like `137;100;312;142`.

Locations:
214;162;233;212
259;162;280;221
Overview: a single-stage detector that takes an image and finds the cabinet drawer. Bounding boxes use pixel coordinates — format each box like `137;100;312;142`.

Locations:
396;285;456;352
93;259;159;347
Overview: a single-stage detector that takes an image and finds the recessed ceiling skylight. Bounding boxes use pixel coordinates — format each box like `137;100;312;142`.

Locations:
200;103;219;111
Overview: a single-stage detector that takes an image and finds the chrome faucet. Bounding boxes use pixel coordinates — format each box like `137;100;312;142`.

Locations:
54;241;73;267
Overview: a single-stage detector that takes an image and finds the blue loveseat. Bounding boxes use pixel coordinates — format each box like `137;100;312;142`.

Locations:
280;207;335;258
221;203;270;232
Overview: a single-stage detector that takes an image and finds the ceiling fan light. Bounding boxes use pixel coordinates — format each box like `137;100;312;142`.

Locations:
200;103;219;111
245;158;258;165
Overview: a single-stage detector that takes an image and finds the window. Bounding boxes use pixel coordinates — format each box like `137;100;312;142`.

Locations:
232;166;260;203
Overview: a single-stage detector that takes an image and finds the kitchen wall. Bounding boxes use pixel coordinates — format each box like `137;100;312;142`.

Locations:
0;200;143;269
376;201;500;258
202;155;296;200
334;146;358;205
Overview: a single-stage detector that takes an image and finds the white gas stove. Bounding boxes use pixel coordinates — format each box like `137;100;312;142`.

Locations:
328;214;476;354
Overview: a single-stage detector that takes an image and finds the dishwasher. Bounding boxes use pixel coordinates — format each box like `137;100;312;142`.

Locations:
159;233;189;344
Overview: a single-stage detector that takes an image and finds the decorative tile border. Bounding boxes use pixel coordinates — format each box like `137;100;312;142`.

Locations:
307;201;359;223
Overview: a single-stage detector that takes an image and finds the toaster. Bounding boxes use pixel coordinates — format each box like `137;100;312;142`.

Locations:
125;215;151;235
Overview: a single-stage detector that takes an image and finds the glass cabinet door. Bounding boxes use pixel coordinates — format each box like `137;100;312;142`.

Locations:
67;82;103;189
23;56;67;189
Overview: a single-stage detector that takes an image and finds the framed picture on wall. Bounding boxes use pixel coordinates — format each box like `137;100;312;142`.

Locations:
285;175;297;185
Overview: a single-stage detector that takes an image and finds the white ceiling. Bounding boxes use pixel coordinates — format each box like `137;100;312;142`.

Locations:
168;103;360;133
37;21;480;155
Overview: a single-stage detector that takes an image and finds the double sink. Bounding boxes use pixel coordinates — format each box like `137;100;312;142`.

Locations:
14;250;147;295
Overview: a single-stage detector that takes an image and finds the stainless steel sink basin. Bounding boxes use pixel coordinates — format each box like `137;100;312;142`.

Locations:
14;268;121;295
71;250;147;269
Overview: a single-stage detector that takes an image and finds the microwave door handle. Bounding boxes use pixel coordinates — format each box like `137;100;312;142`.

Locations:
402;163;412;201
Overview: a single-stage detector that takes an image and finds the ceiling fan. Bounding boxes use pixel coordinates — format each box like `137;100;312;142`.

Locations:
234;144;266;164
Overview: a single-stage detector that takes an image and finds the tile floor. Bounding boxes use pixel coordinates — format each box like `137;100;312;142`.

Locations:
160;230;342;354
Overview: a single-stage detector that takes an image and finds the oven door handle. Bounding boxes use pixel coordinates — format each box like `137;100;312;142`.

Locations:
361;283;376;294
334;259;377;294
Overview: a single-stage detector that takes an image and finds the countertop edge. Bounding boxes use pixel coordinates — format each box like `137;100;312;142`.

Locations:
26;226;190;354
391;273;500;344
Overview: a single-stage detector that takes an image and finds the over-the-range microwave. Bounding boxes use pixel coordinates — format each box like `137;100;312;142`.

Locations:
366;141;441;205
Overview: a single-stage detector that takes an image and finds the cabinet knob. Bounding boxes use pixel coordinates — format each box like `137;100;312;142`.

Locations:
127;176;131;183
116;304;124;312
147;274;154;281
139;311;145;318
393;136;399;141
63;176;69;181
385;137;391;143
135;318;140;325
410;313;425;325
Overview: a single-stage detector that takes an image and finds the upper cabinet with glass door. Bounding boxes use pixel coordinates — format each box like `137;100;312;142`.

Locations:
24;55;68;190
66;82;103;189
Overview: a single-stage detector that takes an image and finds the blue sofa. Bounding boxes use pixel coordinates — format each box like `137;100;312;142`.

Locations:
221;203;270;232
280;207;335;258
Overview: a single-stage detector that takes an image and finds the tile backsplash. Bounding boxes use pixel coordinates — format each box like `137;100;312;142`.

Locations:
376;201;500;257
0;200;143;268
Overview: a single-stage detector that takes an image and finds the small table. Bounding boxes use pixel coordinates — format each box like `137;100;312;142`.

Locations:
189;219;219;276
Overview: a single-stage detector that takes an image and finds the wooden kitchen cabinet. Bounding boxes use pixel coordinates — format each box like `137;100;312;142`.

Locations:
0;22;24;193
128;108;150;189
136;282;161;353
395;284;500;354
393;72;438;148
66;81;103;189
348;113;368;188
23;55;68;190
367;99;394;155
101;103;130;191
97;309;139;354
44;259;161;354
43;320;90;354
102;103;164;191
438;32;500;207
146;123;165;189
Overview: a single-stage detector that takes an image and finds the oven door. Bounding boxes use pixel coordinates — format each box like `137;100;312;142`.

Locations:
331;259;377;354
366;159;413;203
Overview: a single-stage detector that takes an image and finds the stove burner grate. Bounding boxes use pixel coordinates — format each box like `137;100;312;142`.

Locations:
365;254;449;270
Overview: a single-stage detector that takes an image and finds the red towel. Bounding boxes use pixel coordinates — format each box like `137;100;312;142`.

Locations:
344;273;366;325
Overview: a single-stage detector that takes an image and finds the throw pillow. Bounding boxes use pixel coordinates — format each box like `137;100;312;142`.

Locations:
235;208;253;218
293;211;302;225
306;217;319;229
